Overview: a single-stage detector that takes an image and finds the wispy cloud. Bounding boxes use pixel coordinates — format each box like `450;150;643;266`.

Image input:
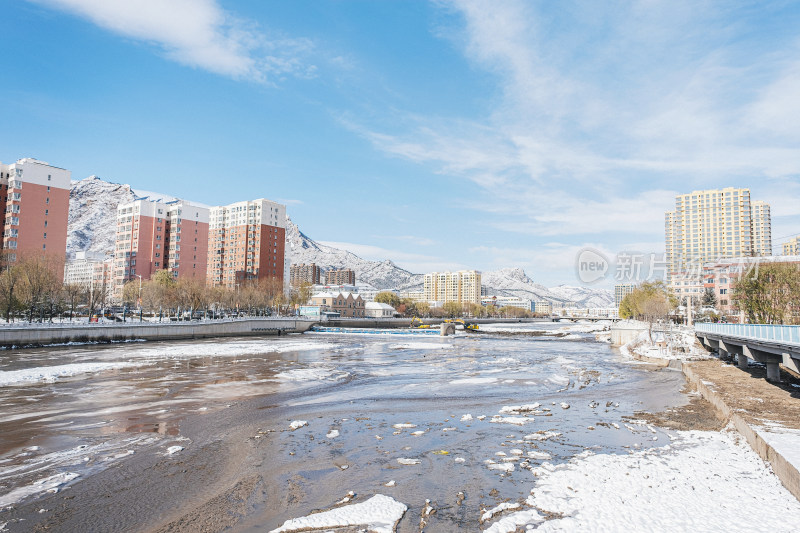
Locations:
278;198;304;206
348;0;800;237
32;0;316;83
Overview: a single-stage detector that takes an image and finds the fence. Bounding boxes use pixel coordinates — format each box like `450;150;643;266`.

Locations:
695;323;800;346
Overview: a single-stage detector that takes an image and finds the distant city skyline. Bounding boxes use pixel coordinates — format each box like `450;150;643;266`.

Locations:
3;1;800;285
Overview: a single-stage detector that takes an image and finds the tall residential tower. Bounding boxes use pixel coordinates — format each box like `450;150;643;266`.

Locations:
207;199;286;288
665;187;772;276
0;158;71;264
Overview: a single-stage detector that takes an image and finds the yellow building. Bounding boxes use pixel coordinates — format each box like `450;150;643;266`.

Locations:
665;187;771;277
423;270;481;305
783;236;800;256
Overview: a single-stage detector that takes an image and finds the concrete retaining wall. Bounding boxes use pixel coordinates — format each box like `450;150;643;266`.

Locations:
610;321;647;346
324;317;548;329
0;318;317;349
683;363;800;501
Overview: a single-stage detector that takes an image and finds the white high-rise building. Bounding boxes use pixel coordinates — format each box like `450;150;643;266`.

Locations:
665;187;771;276
423;270;481;305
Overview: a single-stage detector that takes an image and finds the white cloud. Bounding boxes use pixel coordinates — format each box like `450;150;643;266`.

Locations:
33;0;315;83
351;1;800;240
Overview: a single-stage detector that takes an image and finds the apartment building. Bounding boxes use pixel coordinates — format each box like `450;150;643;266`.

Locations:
481;295;532;311
703;255;800;319
325;268;355;286
64;251;113;299
665;187;772;289
289;263;321;287
783;236;800;256
423;270;481;305
165;201;209;281
752;200;772;256
0;158;71;264
614;283;637;308
207;199;286;288
113;199;169;297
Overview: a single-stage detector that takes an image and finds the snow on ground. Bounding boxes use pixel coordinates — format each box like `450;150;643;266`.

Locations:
0;362;140;386
289;421;308;430
480;502;521;522
485;430;800;533
0;472;79;508
753;424;800;473
620;324;713;362
270;494;407;533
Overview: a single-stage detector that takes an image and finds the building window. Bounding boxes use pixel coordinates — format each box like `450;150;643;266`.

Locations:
47;174;51;181
43;232;46;239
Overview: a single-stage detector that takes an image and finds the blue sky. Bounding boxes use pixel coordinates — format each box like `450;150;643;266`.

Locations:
2;0;800;286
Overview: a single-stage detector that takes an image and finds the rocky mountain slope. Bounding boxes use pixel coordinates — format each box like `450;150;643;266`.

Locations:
67;176;136;255
285;217;424;291
66;177;612;307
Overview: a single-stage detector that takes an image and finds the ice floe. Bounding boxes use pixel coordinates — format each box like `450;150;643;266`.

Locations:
270;494;407;533
289;420;308;430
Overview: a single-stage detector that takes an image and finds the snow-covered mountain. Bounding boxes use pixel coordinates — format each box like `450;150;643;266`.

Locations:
481;268;614;308
285;217;424;291
67;176;136;256
66;176;612;307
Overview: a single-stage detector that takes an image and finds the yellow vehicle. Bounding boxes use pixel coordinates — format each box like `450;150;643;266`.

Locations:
410;317;433;329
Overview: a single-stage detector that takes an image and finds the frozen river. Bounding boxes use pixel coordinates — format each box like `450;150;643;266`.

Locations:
1;322;799;532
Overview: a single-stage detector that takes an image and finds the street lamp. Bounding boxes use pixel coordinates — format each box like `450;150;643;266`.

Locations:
136;274;143;322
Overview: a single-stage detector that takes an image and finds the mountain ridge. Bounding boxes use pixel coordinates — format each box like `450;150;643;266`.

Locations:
66;176;612;307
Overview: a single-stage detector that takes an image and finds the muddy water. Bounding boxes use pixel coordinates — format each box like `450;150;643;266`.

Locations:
0;322;686;532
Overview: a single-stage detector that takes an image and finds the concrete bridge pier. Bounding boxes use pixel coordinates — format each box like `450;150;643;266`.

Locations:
766;362;782;382
737;353;749;369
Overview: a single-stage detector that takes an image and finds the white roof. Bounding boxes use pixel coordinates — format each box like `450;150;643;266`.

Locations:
365;302;395;310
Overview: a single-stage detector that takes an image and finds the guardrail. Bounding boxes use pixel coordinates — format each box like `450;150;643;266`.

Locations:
695;323;800;346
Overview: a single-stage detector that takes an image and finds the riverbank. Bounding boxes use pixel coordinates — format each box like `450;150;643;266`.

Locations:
0;318;316;349
611;320;800;501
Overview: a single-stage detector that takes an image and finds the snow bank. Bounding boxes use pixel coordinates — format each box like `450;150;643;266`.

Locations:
516;430;800;531
270;494;407;533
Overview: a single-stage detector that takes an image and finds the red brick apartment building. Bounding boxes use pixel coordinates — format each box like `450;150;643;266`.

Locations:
0;158;70;266
165;201;209;282
113;198;210;298
207;199;286;288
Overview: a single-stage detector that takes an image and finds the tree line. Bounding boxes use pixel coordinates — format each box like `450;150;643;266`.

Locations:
373;291;544;318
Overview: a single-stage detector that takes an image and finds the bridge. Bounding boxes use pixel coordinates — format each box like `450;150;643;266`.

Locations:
695;323;800;382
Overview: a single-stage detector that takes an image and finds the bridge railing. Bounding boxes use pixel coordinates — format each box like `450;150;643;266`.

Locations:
695;323;800;346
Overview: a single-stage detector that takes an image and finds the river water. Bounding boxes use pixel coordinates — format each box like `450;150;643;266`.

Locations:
0;322;712;531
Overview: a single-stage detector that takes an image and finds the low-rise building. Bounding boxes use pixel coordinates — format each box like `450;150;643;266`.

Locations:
310;291;365;318
365;302;395;318
533;301;553;315
481;296;532;311
702;255;800;318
